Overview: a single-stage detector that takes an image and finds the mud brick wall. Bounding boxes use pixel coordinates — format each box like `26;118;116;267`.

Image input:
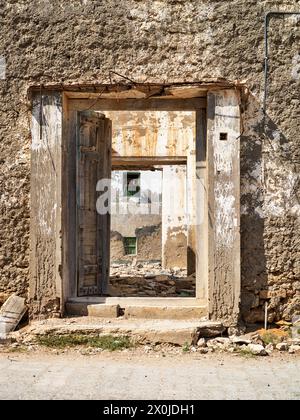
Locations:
0;1;299;322
110;224;162;263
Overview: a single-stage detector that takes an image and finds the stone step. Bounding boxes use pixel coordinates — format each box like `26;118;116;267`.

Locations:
21;318;224;346
122;305;207;320
67;297;204;306
66;300;207;320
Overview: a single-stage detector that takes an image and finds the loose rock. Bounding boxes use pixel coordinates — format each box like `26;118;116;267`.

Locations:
276;342;289;352
198;347;209;354
196;322;225;338
289;345;300;354
265;343;274;354
215;337;231;345
247;344;267;356
197;338;206;348
232;336;251;345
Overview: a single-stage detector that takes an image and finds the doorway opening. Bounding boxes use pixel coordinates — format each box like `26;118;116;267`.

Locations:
63;93;206;310
75;108;197;298
29;84;242;319
109;164;195;298
105;109;197;298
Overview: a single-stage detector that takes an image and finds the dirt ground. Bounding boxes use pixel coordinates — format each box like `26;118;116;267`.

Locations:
0;347;299;400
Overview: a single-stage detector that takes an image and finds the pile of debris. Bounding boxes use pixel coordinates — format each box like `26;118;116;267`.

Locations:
109;261;195;297
193;326;300;356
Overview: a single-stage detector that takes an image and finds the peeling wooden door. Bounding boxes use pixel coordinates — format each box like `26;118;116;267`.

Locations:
76;111;112;296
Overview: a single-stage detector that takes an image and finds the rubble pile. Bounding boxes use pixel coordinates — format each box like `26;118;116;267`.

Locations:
193;327;300;356
109;261;195;297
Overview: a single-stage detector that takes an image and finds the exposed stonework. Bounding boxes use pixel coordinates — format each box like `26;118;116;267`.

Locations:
110;231;126;261
135;224;162;261
109;262;195;297
110;224;162;262
0;1;299;323
162;229;187;270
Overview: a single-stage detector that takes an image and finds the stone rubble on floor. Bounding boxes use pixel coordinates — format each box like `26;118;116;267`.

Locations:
194;329;300;356
276;342;289;351
289;345;300;354
109;261;195;297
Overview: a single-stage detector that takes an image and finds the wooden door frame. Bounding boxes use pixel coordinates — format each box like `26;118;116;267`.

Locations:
75;111;111;297
62;96;206;305
34;88;240;322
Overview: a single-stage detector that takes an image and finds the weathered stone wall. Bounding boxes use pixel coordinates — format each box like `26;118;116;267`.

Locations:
111;169;163;262
0;1;299;322
136;224;162;262
110;224;162;262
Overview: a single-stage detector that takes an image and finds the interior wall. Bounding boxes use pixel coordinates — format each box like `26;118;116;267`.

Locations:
162;165;187;270
111;169;162;262
105;110;195;157
107;110;196;272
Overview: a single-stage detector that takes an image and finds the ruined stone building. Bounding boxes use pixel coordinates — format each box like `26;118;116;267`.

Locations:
0;1;299;329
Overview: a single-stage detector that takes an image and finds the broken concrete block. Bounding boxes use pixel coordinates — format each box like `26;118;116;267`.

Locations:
87;304;120;318
215;337;231;345
196;321;226;338
0;294;27;337
265;343;274;354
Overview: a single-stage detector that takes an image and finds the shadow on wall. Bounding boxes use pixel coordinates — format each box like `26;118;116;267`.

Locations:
240;92;300;324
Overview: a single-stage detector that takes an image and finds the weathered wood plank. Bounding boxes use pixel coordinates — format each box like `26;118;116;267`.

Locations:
30;92;63;317
101;118;112;294
0;295;27;335
69;98;206;111
77;112;112;296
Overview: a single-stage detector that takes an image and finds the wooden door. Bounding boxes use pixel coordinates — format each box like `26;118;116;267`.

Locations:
76;111;111;296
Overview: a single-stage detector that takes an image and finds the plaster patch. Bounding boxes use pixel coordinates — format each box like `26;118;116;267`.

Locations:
291;53;300;80
0;56;6;79
215;182;237;247
31;97;62;151
263;167;300;217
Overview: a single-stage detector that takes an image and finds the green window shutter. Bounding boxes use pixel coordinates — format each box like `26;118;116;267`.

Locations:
125;172;140;197
124;237;137;255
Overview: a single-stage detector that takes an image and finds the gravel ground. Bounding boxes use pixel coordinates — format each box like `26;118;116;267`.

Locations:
0;349;299;400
